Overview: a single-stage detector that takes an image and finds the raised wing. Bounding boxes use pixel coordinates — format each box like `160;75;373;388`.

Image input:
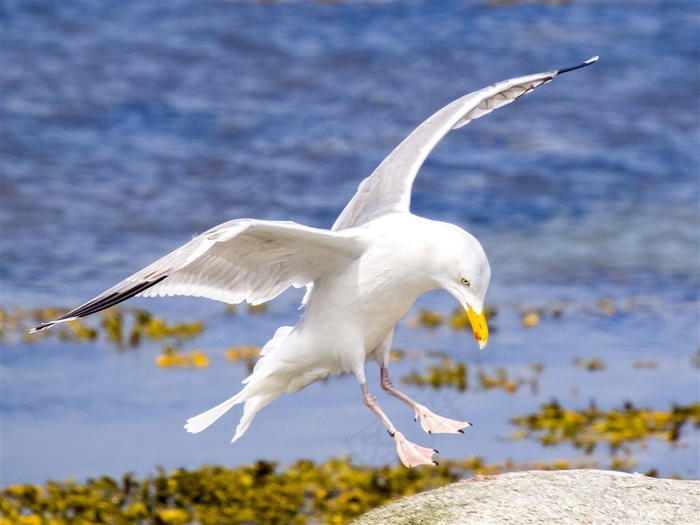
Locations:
332;56;599;231
31;220;362;331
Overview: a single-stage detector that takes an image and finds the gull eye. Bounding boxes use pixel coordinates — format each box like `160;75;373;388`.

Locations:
461;277;471;287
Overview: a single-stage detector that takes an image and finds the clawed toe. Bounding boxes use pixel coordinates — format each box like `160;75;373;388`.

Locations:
414;404;471;434
392;430;438;467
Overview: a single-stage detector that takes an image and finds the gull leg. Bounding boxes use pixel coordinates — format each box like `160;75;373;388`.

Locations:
360;383;437;467
380;366;471;435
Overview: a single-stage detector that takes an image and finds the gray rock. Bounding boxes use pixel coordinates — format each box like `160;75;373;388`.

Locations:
350;469;700;525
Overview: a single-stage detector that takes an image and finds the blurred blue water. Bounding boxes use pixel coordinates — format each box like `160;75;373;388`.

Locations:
1;1;698;484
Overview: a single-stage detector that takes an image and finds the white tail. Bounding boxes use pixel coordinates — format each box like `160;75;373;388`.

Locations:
184;325;295;438
184;392;243;434
184;389;283;443
231;392;278;442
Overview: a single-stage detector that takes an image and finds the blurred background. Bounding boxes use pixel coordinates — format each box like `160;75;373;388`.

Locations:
1;0;698;485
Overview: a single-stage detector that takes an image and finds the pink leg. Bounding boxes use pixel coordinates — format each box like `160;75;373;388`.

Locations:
380;366;471;435
361;383;437;467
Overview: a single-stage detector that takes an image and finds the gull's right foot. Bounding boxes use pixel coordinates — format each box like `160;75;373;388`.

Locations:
392;430;438;467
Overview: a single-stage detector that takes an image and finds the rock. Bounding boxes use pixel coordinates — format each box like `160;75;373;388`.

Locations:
350;469;700;525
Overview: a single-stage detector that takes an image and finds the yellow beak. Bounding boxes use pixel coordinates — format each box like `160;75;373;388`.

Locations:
467;305;489;349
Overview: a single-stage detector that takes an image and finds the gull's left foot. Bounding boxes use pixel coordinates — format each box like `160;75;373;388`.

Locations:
392;430;438;467
414;404;471;434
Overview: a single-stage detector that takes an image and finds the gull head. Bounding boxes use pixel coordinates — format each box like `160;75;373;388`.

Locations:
428;221;491;349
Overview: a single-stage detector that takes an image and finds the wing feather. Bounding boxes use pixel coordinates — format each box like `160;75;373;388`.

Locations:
332;57;598;231
32;219;362;331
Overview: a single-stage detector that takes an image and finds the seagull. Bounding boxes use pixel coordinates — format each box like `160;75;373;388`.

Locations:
32;57;598;467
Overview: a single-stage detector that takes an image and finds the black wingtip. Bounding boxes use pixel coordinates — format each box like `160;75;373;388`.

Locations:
27;274;168;334
29;323;53;333
557;56;599;75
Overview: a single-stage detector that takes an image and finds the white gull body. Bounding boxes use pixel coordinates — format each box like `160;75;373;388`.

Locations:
32;57;597;467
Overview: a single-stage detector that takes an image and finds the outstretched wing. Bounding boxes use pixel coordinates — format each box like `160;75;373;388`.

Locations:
31;219;362;331
333;56;599;231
